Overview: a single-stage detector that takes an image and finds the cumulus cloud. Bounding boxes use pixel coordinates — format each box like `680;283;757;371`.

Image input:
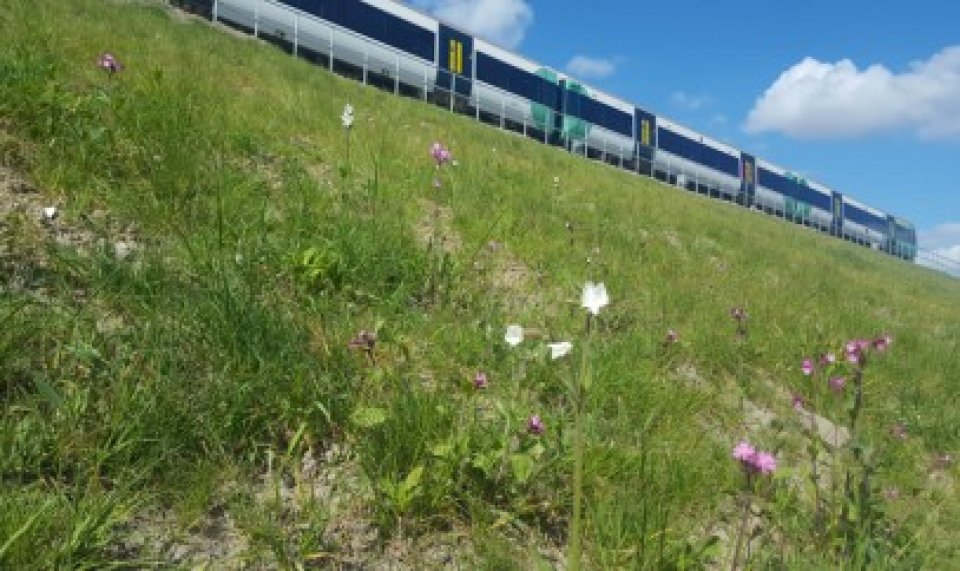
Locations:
744;46;960;139
917;223;960;274
409;0;533;49
564;55;616;79
670;91;711;111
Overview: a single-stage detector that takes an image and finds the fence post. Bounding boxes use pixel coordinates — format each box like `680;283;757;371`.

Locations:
254;0;259;37
328;29;334;71
293;14;298;56
212;0;218;22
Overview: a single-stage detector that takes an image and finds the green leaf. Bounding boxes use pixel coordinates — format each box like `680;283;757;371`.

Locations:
351;406;387;429
400;465;424;495
510;453;535;484
34;378;65;409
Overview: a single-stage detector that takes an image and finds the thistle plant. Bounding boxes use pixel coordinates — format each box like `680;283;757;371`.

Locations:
568;281;609;571
425;141;453;304
730;440;777;570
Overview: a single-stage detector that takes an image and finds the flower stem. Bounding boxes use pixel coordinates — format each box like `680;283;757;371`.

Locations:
568;314;592;571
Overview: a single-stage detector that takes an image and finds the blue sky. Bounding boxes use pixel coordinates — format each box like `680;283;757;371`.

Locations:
406;0;960;264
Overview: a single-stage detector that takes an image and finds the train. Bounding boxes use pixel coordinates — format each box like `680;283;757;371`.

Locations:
173;0;919;261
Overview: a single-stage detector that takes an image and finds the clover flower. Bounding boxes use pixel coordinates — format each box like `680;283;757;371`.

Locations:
801;358;815;376
547;341;573;360
527;414;545;435
581;281;609;316
473;371;488;390
97;52;122;74
504;324;523;347
828;376;846;392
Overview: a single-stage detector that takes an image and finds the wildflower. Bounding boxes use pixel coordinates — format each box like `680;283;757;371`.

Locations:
341;103;354;128
431;142;451;166
96;52;122;74
873;335;891;352
801;358;815;376
891;422;908;440
753;452;777;475
664;329;679;344
527;414;545;435
547;341;573;360
348;330;376;352
732;441;756;462
473;371;488;389
42;206;57;221
791;392;806;411
820;352;836;365
504;324;523;347
581;281;609;316
828;376;846;392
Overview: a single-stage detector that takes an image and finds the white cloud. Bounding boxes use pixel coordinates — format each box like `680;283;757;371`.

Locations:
409;0;533;49
917;223;960;274
670;91;711;111
564;55;616;79
744;46;960;139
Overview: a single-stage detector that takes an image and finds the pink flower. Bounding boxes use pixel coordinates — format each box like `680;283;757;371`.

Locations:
527;414;545;435
732;441;756;462
828;376;846;392
96;52;122;74
801;358;815;376
791;392;806;411
753;452;777;475
431;142;451;166
473;372;488;390
820;352;836;365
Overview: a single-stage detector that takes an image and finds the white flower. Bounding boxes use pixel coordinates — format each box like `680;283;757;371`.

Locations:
341;103;354;128
42;206;57;220
504;324;523;347
581;281;609;316
547;341;573;360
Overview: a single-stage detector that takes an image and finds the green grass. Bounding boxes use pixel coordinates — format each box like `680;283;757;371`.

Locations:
1;0;959;568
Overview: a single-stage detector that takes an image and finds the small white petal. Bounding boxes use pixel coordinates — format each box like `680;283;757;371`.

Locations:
547;341;573;360
581;281;609;315
504;324;523;347
42;206;57;220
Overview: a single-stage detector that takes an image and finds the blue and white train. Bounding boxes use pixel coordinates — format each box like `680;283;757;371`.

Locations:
176;0;918;260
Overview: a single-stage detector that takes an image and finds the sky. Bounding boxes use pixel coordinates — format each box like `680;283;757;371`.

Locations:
404;0;960;266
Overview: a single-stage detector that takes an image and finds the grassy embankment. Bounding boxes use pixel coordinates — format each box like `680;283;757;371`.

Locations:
1;0;959;568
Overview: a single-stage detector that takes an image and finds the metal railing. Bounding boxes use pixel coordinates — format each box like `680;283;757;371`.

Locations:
171;0;949;276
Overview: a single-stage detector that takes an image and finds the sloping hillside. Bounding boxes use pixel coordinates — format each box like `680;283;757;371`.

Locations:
1;1;958;568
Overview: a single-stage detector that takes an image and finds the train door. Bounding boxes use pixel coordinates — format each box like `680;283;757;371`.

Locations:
436;25;473;97
831;192;844;237
740;153;756;207
635;108;656;176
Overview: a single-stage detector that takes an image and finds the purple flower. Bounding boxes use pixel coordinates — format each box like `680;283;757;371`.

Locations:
801;358;815;376
97;52;122;74
527;414;545;435
431;142;451;166
753;452;777;475
791;392;806;411
820;352;836;365
732;441;756;462
348;330;376;352
473;372;488;390
828;376;846;392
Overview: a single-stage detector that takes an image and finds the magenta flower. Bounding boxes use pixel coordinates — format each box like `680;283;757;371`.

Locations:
732;441;756;462
96;52;122;74
801;358;815;376
431;141;451;166
791;392;806;411
473;371;488;390
828;376;846;392
527;414;545;435
753;452;777;475
820;352;836;365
